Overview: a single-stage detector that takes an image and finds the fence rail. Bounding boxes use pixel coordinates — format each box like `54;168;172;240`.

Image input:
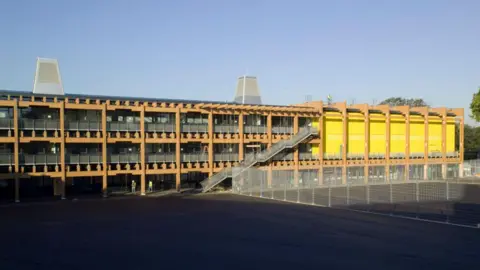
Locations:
232;168;480;228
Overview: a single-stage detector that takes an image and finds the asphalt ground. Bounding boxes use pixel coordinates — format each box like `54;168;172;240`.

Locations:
0;193;479;270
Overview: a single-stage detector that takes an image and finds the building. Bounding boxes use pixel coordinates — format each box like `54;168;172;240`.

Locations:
0;60;465;202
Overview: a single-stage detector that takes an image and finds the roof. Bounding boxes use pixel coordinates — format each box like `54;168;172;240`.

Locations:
0;89;307;109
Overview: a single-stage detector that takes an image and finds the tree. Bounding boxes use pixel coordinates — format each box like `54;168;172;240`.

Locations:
469;87;480;122
379;97;428;107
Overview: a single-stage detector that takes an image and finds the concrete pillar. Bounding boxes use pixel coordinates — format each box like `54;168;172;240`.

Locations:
424;164;429;180
459;163;464;178
442;164;447;179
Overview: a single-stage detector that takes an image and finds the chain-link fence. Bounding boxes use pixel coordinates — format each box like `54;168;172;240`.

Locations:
232;167;480;228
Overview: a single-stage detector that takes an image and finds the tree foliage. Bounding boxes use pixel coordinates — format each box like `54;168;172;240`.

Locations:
379;97;428;107
469;87;480;122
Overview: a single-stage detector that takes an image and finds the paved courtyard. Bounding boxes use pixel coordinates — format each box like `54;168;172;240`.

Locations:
0;194;479;270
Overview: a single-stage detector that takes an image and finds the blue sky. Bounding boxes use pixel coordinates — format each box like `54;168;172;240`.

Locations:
0;0;479;123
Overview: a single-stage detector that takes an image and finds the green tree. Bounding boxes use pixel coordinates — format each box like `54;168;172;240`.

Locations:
469;87;480;122
379;97;428;107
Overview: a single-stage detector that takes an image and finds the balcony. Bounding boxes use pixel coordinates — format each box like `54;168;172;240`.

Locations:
181;152;208;162
390;153;406;159
272;152;294;161
181;123;208;133
244;126;266;134
214;124;239;133
410;152;425;159
368;153;386;159
107;122;140;132
323;153;342;160
347;153;364;160
214;153;239;162
65;121;101;131
20;119;59;130
272;126;294;134
0;119;13;129
428;152;443;158
20;153;60;165
108;153;140;163
0;153;13;165
66;153;102;164
299;152;320;160
146;153;175;163
145;123;175;133
446;151;460;158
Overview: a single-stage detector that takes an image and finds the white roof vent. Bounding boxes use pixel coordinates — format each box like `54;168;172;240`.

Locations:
33;58;64;95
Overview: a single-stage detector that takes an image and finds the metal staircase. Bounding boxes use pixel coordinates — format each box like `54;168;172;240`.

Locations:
200;126;319;192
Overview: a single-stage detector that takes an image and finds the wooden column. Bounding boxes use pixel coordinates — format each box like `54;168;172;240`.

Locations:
140;105;146;195
13;99;19;202
424;109;429;180
364;105;369;184
385;109;390;183
102;104;108;197
208;111;213;176
342;104;347;184
267;113;272;187
238;112;244;161
293;115;299;186
405;107;410;181
175;107;181;191
59;101;66;199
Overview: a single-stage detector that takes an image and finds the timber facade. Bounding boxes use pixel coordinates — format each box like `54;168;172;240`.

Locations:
0;90;464;201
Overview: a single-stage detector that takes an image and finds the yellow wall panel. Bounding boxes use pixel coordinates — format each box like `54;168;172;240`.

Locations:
428;117;442;153
409;116;424;154
369;115;386;154
311;144;319;156
347;113;364;155
312;117;320;129
390;118;406;154
323;113;343;155
446;117;455;153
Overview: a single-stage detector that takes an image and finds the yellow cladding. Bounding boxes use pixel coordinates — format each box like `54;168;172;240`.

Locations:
311;144;319;156
347;113;364;155
369;114;386;154
390;116;406;154
428;117;442;153
312;117;320;129
446;117;455;152
323;112;343;155
409;115;424;154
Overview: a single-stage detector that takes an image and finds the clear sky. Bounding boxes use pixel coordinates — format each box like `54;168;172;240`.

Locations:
0;0;479;123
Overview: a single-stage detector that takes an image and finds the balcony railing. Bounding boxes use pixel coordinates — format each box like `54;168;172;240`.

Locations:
20;119;60;130
181;152;208;162
323;153;342;160
272;126;294;134
299;152;320;160
428;152;443;158
214;124;239;133
20;154;60;165
347;153;364;159
446;151;460;158
410;152;425;159
146;153;175;163
66;153;102;164
107;122;140;132
65;120;101;131
272;152;294;161
145;123;175;133
181;123;208;133
390;153;406;159
369;153;386;159
0;153;13;165
0;119;13;129
108;154;140;163
214;153;239;161
244;126;267;134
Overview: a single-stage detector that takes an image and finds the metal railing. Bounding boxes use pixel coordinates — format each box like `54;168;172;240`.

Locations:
214;153;240;162
214;124;239;133
0;153;13;165
390;153;406;159
20;154;60;165
146;153;175;163
410;152;425;158
20;119;60;130
347;153;364;159
107;122;140;132
369;153;386;159
324;153;342;160
272;126;294;134
201;126;319;192
65;121;101;131
299;153;320;160
145;123;175;133
182;152;208;162
181;123;208;133
0;119;13;129
429;152;443;158
66;153;102;164
233;168;480;228
108;154;140;163
272;152;294;161
244;126;267;134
